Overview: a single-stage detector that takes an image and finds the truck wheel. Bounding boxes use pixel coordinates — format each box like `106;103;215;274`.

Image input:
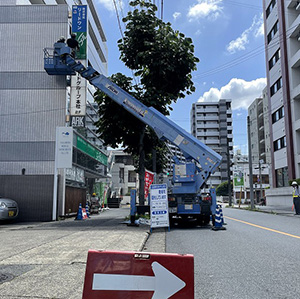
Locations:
169;214;175;227
211;215;215;226
197;215;210;226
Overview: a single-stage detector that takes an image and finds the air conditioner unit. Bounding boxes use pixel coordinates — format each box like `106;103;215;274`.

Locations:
296;2;300;10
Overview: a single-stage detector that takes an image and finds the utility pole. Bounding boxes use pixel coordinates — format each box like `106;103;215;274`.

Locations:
247;116;254;209
227;138;232;206
259;159;263;202
152;148;157;184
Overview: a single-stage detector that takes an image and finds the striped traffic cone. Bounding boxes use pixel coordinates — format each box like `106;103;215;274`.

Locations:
75;203;83;220
212;204;226;231
219;205;227;225
85;203;90;218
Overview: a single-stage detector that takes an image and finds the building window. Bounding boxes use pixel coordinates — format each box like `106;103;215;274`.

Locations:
269;48;281;70
273;136;286;151
266;0;276;18
272;106;284;123
267;21;279;44
275;167;288;187
270;77;282;96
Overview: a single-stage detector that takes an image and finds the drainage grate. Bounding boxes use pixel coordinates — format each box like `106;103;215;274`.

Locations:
0;273;14;284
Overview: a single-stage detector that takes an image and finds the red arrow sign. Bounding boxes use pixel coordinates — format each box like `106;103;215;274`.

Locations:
82;250;194;299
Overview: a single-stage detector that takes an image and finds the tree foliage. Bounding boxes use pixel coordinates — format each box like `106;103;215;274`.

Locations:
216;181;233;196
94;0;199;204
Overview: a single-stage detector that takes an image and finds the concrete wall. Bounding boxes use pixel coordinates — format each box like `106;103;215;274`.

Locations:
265;187;293;206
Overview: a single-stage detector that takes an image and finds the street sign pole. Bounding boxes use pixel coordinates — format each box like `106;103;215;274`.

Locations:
52;127;73;221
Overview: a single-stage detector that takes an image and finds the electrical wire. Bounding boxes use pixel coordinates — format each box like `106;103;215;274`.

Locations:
193;20;299;80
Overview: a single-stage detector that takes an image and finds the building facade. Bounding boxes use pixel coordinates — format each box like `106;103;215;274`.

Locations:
263;0;300;187
0;0;108;221
248;92;271;166
233;151;270;203
109;150;138;202
190;99;233;188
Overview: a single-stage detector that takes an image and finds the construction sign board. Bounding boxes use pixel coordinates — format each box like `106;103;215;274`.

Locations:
150;184;169;229
82;250;194;299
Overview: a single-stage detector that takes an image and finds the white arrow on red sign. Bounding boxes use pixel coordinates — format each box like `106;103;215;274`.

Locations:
92;261;186;299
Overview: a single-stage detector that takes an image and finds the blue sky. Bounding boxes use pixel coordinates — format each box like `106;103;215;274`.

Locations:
95;0;267;154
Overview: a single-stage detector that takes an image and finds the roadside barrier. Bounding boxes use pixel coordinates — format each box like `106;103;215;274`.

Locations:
212;204;226;231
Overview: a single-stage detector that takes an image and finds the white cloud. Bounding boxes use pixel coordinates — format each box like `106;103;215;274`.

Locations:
226;15;264;54
97;0;121;12
197;78;267;110
187;0;223;21
254;14;264;38
173;12;182;20
226;32;249;54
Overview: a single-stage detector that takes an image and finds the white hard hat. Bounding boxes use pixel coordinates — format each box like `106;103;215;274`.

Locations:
292;181;298;186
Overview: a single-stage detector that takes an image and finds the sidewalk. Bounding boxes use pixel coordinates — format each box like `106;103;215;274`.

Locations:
0;207;165;299
231;203;296;216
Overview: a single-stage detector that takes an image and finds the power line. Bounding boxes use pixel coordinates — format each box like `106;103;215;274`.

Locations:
194;21;299;80
224;0;263;10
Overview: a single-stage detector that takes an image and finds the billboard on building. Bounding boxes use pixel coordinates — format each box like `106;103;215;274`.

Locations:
70;5;87;128
70;72;86;117
72;5;87;60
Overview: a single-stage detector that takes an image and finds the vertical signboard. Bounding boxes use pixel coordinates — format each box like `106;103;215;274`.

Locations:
53;127;73;220
55;127;73;169
72;5;87;60
70;5;87;128
150;184;169;229
70;72;86;116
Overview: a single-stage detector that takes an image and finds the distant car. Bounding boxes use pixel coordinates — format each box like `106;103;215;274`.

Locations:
0;197;19;221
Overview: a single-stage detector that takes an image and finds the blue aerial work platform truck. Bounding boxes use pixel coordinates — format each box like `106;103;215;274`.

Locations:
44;43;223;226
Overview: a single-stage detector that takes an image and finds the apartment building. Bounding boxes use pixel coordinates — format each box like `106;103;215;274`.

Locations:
0;0;108;221
263;0;300;187
248;91;271;166
190;99;233;188
109;150;138;200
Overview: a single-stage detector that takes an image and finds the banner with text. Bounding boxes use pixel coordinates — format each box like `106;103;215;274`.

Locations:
144;170;154;200
72;5;87;60
70;71;87;127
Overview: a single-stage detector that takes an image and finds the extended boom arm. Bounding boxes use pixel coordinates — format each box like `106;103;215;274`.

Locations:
44;43;222;192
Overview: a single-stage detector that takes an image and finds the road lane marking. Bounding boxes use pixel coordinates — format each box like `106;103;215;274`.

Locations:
226;216;300;239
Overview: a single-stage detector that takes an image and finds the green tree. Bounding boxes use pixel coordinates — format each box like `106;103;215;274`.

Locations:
95;0;199;205
216;181;233;196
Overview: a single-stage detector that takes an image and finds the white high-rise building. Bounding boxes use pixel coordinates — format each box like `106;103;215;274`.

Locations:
190;99;233;188
263;0;300;188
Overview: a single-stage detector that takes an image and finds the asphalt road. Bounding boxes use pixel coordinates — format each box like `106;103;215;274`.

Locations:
166;207;300;299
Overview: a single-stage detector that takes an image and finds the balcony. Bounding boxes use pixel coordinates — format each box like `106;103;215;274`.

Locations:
196;107;218;113
291;48;300;68
260;138;266;145
205;139;220;145
291;82;300;99
287;1;298;9
197;123;219;129
289;14;300;38
294;119;300;131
